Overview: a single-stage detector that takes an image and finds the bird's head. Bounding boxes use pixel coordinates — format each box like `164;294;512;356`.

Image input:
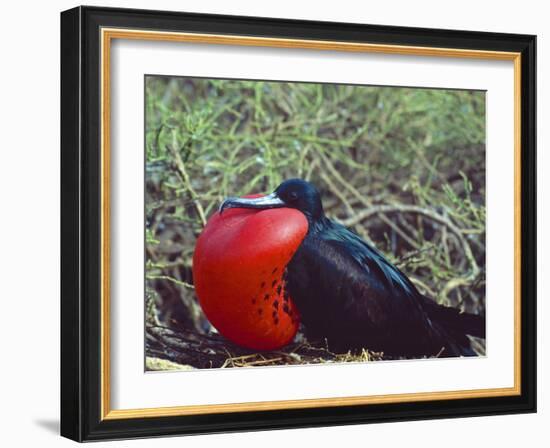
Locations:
220;178;325;222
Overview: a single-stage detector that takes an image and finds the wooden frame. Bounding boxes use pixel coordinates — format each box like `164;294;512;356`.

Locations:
61;5;536;441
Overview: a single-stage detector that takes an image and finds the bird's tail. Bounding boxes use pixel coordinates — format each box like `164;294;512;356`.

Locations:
420;295;485;357
440;338;478;357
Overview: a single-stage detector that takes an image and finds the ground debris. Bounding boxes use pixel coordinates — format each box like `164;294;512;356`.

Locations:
145;324;384;370
146;357;195;371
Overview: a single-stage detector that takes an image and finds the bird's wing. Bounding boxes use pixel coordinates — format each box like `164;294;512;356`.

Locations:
287;220;480;356
319;221;420;298
287;221;430;339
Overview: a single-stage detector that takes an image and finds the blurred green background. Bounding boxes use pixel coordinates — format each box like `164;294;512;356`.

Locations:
145;76;486;368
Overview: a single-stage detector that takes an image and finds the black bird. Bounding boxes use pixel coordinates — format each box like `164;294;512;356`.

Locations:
220;178;485;358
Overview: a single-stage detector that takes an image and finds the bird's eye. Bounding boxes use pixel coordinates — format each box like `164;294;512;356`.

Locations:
288;191;299;201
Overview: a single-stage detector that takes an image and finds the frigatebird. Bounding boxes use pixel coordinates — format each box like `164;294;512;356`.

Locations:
219;178;485;358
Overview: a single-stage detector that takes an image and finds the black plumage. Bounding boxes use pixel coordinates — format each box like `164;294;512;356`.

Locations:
221;178;485;358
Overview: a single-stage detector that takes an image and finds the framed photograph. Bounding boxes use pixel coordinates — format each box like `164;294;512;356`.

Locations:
60;6;536;441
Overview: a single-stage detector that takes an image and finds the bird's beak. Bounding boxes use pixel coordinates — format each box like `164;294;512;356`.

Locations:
219;192;285;214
